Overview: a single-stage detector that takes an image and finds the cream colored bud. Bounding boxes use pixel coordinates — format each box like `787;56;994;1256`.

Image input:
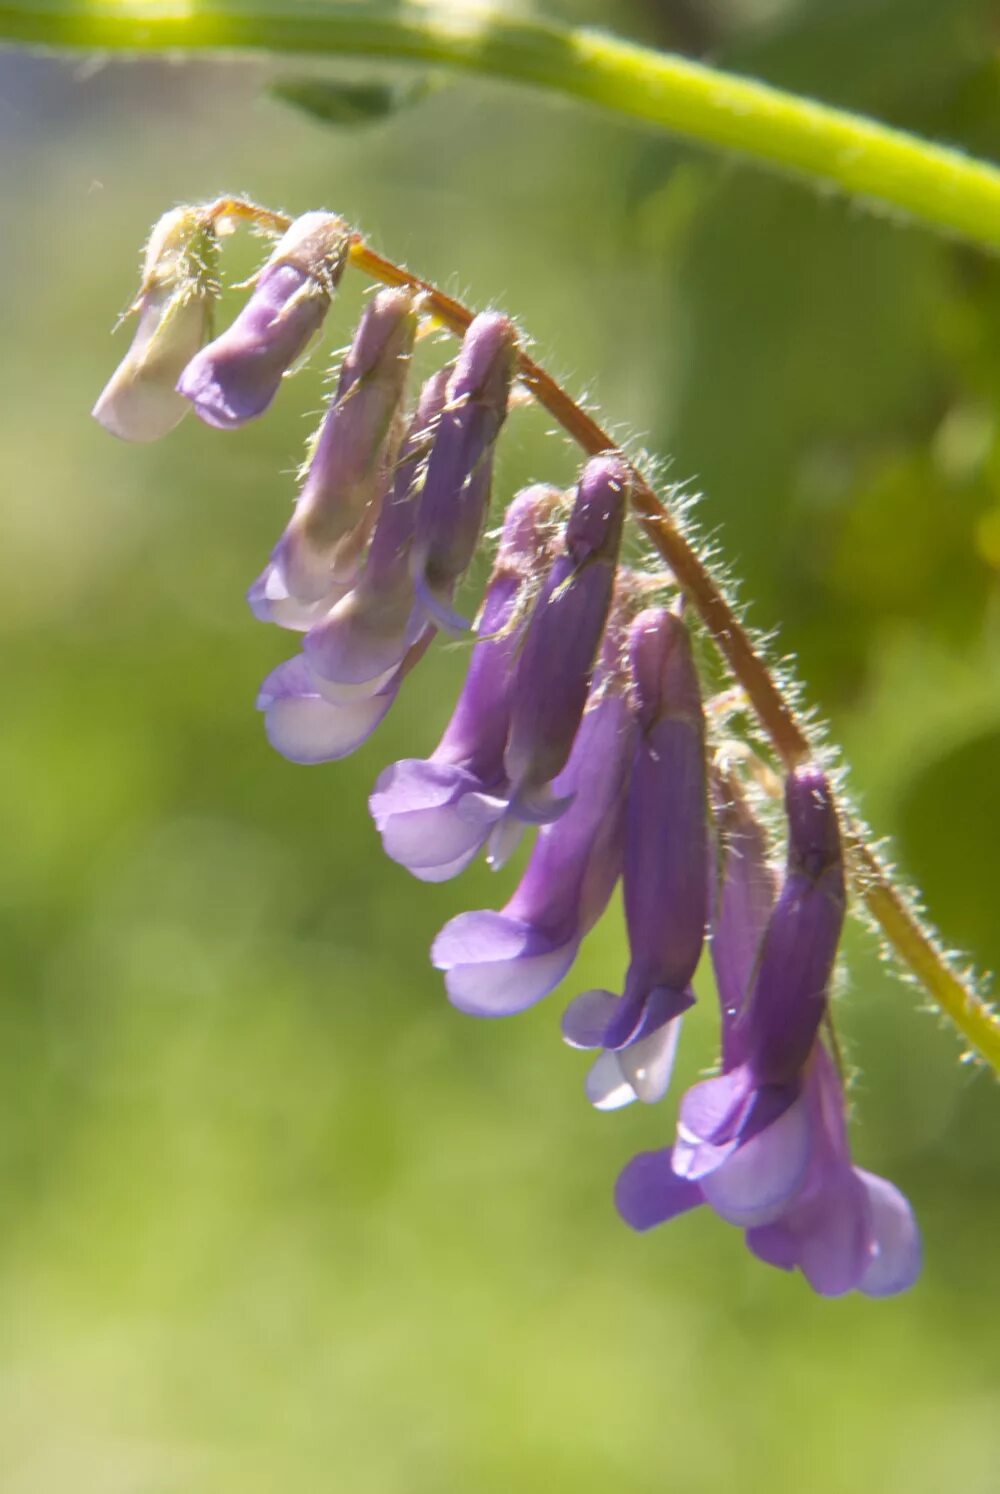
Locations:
93;207;218;443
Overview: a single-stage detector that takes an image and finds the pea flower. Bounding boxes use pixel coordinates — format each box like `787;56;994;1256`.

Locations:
615;767;922;1297
562;606;708;1108
432;613;637;1015
369;483;560;881
300;366;452;689
178;211;349;430
92;205;218;443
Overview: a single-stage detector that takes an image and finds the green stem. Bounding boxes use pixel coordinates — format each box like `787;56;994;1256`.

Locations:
4;2;1000;253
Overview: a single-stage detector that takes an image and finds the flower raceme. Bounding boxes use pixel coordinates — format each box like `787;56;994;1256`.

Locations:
92;201;923;1298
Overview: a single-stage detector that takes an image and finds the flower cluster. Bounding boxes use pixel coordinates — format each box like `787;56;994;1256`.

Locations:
94;205;921;1298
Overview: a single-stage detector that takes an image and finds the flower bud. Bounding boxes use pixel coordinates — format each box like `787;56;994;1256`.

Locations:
277;287;419;604
409;312;518;627
178;211;349;430
93;206;218;442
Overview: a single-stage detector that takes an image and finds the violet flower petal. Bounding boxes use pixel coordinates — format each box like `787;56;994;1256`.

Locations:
433;664;635;1014
615;1149;703;1232
179;213;348;430
502;455;627;820
278;287;419;602
410;313;518;622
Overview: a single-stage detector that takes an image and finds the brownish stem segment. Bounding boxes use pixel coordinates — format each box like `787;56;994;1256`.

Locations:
347;236;1000;1069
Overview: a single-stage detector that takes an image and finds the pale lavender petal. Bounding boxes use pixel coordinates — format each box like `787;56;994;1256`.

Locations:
247;562;348;632
371;760;506;883
700;1091;813;1227
617;1016;684;1105
794;1170;874;1297
615;1150;703;1232
561;988;621;1049
433;912;578;1016
857;1172;922;1298
584;1051;641;1111
257;656;395;765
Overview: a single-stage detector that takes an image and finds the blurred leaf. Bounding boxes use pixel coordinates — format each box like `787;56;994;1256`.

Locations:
269;74;438;128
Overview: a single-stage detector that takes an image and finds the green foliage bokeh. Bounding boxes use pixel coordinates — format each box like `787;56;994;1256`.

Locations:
1;2;999;1488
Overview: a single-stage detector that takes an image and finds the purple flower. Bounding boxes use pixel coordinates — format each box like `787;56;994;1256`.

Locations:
300;367;451;686
93;206;218;443
616;1044;921;1298
501;454;628;825
673;765;846;1183
274;287;419;605
258;628;433;766
409;312;518;629
562;607;708;1108
369;484;560;882
178;212;349;430
614;765;921;1296
432;620;637;1016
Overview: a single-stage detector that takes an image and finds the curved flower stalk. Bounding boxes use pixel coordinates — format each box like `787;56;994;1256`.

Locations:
91;197;1000;1295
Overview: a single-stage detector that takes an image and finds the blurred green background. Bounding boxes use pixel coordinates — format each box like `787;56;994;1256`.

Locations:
2;1;1000;1489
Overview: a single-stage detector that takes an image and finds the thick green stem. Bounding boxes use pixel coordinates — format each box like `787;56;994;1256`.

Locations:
3;2;1000;253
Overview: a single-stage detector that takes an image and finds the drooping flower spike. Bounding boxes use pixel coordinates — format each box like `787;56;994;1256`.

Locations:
178;211;350;430
91;201;962;1297
562;605;709;1109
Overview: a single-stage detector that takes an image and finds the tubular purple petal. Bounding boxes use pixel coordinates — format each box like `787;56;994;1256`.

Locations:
302;367;450;682
432;644;636;1015
277;287;419;603
370;484;560;881
709;772;779;1068
409;312;518;620
178;211;349;430
502;455;628;820
741;766;846;1086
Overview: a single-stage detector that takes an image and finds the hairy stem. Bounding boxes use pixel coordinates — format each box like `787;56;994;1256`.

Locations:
4;1;1000;254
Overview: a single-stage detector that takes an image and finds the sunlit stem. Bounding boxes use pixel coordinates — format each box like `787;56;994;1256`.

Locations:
4;2;1000;254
